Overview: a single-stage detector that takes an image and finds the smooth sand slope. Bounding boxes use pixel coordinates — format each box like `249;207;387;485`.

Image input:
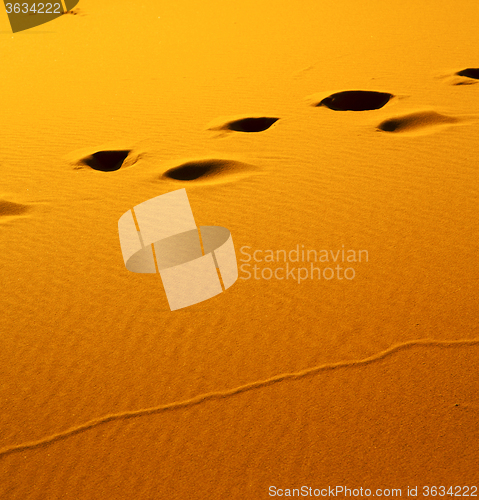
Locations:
0;1;478;498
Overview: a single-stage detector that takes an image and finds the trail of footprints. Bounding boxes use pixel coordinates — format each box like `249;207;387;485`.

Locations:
69;67;478;182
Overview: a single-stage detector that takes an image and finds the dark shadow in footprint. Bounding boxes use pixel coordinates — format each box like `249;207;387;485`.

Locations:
318;90;393;111
165;162;219;181
81;150;131;172
208;116;279;133
456;68;479;80
377;111;459;134
224;117;279;132
0;199;30;217
162;158;259;183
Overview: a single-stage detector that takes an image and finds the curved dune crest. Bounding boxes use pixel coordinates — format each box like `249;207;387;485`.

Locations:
456;68;479;80
209;116;279;133
162;158;259;183
317;90;394;111
377;111;459;134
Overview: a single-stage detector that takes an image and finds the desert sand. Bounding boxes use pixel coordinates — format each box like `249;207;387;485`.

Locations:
0;1;478;498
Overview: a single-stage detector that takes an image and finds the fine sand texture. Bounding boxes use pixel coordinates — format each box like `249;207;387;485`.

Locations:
0;1;478;499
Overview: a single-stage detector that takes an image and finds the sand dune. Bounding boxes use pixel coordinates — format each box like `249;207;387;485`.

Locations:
1;0;478;498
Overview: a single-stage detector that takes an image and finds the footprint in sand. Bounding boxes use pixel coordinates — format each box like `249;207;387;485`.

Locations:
0;199;30;217
66;148;142;172
441;68;479;86
0;198;32;224
452;68;479;85
313;90;394;111
208;116;279;133
160;158;261;184
66;145;259;184
456;68;479;80
376;110;476;136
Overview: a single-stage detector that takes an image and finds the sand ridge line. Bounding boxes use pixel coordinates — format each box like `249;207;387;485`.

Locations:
0;338;478;458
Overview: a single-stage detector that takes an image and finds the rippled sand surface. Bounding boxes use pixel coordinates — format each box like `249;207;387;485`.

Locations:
1;1;478;498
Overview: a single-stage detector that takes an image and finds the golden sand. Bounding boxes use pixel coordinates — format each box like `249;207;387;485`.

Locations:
0;0;478;498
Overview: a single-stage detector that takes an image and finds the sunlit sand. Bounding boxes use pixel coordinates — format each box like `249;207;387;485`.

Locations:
0;0;478;498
